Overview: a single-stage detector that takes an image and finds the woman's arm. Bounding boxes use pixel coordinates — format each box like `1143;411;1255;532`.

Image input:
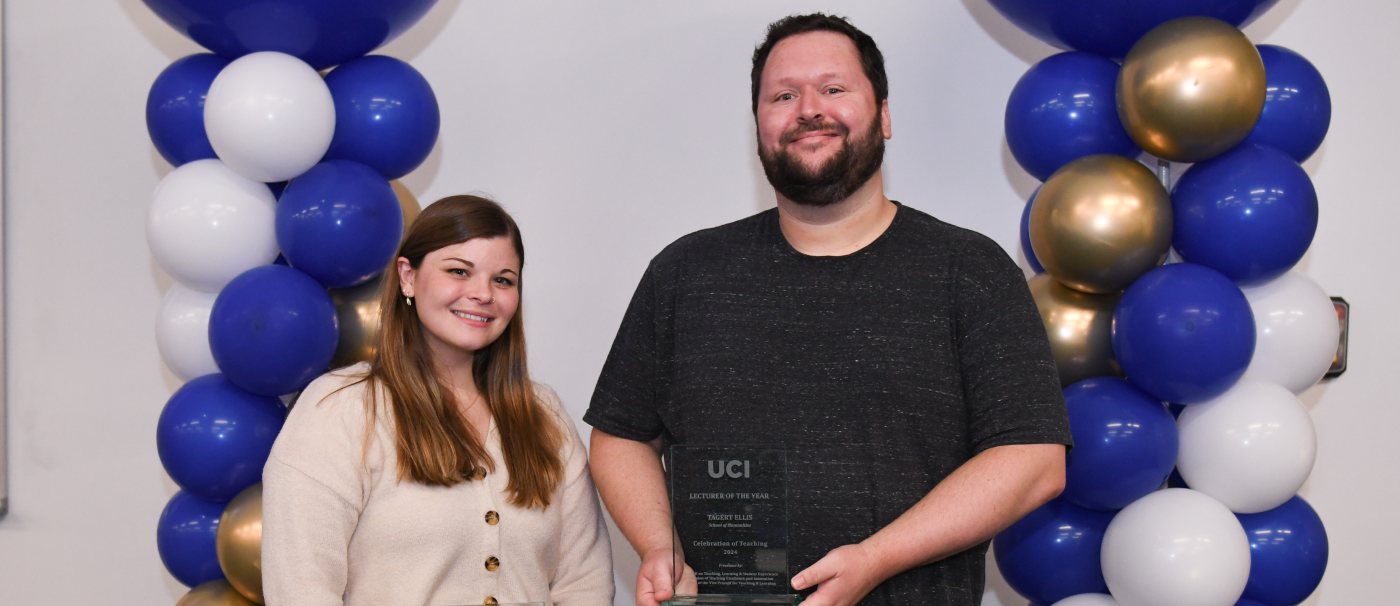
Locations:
260;374;373;606
538;387;615;606
261;454;362;606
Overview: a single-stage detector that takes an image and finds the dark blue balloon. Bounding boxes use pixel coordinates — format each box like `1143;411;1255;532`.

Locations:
138;0;439;70
1235;600;1269;606
1240;45;1331;163
1237;496;1329;606
1172;144;1318;286
324;55;440;180
209;265;340;396
267;181;287;199
1021;188;1044;273
1006;52;1141;181
146;53;229;167
985;0;1279;59
994;497;1115;604
277;160;404;288
157;375;286;501
1062;377;1178;511
157;490;227;587
1113;263;1256;403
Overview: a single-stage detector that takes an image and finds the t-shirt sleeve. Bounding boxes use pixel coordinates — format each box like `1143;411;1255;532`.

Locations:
953;238;1072;455
584;260;668;441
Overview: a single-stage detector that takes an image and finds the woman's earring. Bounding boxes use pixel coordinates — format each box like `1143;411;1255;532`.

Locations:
405;296;414;306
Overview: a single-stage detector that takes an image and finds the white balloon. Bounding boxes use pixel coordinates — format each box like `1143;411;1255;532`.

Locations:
148;159;280;292
1241;272;1340;394
1053;594;1120;606
1177;380;1316;513
204;51;335;182
156;284;220;381
1101;488;1250;606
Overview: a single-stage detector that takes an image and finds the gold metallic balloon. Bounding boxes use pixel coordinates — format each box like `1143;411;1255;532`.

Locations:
177;579;258;606
1029;154;1172;294
329;271;389;369
1117;16;1266;163
217;483;265;605
1028;273;1124;387
391;180;421;231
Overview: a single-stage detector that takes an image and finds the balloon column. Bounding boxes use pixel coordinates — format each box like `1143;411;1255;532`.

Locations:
143;1;440;602
992;3;1333;605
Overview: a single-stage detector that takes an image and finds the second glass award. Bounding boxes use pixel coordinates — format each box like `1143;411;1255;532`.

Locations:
662;445;799;606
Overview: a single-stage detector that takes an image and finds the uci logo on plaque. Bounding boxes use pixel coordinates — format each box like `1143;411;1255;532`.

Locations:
665;446;797;606
707;460;750;478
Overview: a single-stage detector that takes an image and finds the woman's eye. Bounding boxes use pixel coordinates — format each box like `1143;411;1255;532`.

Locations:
494;277;516;287
448;268;468;276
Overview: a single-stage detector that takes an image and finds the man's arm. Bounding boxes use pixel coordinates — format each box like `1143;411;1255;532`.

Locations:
791;443;1066;606
590;428;697;606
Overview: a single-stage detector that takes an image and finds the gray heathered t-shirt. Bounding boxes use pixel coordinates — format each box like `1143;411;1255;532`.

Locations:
585;203;1072;606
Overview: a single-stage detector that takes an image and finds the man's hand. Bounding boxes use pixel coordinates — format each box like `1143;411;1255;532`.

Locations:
636;547;697;606
791;543;887;606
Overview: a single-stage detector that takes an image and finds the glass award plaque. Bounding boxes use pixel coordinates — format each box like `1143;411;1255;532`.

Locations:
662;445;799;606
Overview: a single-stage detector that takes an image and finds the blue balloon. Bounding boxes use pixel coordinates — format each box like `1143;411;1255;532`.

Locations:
1240;45;1331;163
277;160;404;288
157;375;285;501
138;0;439;70
146;54;229;167
1237;496;1329;606
985;0;1278;59
157;490;227;587
1172;144;1318;285
1236;600;1269;606
1020;188;1044;273
1062;377;1178;511
1113;263;1256;403
209;265;340;395
1005;52;1141;181
994;497;1114;604
324;55;441;180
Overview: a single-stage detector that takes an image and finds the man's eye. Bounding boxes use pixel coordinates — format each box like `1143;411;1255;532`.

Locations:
826;88;841;94
777;93;794;101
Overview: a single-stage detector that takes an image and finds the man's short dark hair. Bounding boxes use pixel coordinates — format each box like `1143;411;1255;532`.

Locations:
750;14;888;115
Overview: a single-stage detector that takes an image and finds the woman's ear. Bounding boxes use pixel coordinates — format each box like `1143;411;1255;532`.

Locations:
397;257;416;298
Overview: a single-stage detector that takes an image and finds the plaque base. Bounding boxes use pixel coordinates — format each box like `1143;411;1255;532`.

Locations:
662;595;801;605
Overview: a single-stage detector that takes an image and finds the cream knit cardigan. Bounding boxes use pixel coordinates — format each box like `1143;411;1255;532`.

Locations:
262;364;614;606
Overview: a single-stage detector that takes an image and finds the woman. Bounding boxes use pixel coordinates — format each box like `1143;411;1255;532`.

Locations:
262;195;614;606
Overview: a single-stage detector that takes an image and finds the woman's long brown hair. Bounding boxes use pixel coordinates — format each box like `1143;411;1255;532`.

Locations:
359;195;563;509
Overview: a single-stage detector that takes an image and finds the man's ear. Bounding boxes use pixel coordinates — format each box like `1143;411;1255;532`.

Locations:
880;98;892;139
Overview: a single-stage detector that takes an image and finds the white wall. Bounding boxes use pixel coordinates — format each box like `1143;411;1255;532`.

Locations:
1;0;1395;604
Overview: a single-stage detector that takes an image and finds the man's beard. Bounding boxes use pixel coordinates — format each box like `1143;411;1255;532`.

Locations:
758;117;885;208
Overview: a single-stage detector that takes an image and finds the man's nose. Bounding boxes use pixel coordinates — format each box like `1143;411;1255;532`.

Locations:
796;90;824;123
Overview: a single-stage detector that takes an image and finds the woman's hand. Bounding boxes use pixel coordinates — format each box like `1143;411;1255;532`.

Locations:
791;543;888;606
636;547;697;606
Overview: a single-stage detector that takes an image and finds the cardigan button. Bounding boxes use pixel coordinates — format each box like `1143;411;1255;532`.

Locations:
485;510;499;525
484;598;498;605
486;556;500;572
472;469;487;481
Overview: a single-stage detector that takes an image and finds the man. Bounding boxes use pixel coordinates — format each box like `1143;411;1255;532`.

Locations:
585;14;1071;606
